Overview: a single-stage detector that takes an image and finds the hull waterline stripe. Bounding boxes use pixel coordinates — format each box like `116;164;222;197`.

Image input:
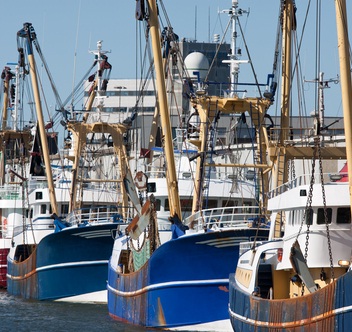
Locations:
7;260;108;281
72;230;112;237
228;303;352;328
196;237;248;245
107;278;229;297
75;234;111;239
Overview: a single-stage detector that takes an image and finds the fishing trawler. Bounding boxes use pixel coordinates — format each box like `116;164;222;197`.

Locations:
6;24;133;302
107;0;275;330
229;1;352;330
0;64;33;288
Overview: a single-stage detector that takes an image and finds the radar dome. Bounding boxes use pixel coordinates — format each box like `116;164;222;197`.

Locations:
184;52;209;81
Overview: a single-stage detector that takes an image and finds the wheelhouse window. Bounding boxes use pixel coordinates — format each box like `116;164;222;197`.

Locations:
35;191;43;200
203;199;218;210
41;204;46;214
305;208;313;225
317;208;332;224
337;208;351;224
165;199;193;212
61;204;69;216
243;201;252;214
222;200;238;207
164;199;217;212
155;199;161;211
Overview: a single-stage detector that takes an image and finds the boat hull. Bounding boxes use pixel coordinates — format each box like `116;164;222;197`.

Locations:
229;269;352;332
108;228;268;330
7;223;118;302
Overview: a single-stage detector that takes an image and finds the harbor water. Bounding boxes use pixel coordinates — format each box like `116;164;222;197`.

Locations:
0;289;158;332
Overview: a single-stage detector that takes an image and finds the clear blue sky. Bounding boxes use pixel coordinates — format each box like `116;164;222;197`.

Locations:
0;0;350;128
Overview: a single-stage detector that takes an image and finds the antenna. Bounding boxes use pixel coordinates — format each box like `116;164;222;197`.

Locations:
195;5;197;41
221;0;249;97
208;6;210;43
71;0;82;111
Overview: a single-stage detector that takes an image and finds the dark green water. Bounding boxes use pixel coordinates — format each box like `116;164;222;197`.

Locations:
0;290;157;332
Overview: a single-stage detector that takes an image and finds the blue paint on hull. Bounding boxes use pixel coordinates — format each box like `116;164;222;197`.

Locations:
229;270;352;331
108;228;268;329
7;224;117;300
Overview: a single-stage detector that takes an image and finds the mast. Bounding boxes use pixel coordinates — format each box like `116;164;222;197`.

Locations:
0;67;12;185
191;0;271;214
147;0;182;218
17;23;58;215
335;0;352;213
12;64;21;131
271;0;294;188
221;0;249;97
191;102;209;214
279;0;293;143
1;67;11;130
69;41;111;212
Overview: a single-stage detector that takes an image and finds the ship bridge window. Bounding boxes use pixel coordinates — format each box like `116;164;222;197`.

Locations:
155;199;161;211
243;202;252;214
61;204;69;216
203;200;218;209
165;199;193;212
317;208;332;224
41;204;46;214
35;191;43;200
305;208;313;225
336;208;351;224
164;199;217;212
222;200;238;207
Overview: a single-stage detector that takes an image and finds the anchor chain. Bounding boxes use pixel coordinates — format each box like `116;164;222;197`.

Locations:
296;139;317;243
291;158;296;180
304;158;315;262
296;137;318;296
317;142;335;279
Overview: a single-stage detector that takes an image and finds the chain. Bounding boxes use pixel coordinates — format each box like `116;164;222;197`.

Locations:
291;159;296;180
296;139;317;243
317;143;335;279
297;137;318;296
304;181;314;260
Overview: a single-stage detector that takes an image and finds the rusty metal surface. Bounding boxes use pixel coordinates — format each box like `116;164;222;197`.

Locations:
229;270;352;331
7;247;38;298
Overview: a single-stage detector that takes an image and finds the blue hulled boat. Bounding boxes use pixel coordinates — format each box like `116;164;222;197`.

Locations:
107;0;274;330
7;24;132;302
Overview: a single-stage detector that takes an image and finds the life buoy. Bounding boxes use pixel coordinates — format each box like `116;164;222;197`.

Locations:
134;171;148;190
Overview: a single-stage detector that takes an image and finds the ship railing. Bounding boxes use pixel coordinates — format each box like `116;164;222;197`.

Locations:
267;172;346;199
0;184;23;200
239;239;282;256
267;127;345;144
65;205;133;226
144;169;166;179
144;167;254;182
184;205;266;231
239;241;266;256
12;222;55;237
